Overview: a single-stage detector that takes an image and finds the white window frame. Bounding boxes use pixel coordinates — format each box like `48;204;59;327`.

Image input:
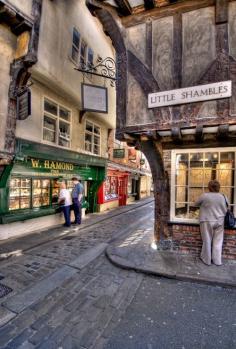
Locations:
84;120;101;156
71;27;93;68
42;97;72;149
171;147;236;223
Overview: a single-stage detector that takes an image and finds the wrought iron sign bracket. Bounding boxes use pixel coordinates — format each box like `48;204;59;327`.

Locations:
79;110;87;124
75;56;117;87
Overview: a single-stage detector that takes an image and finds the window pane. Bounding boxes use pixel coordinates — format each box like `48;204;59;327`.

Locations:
204;152;218;167
220;152;235;167
93;145;100;155
189;205;200;219
175;203;188;219
189;169;204;187
189;188;203;203
216;168;233;186
190;152;203;168
80;40;87;65
43;129;56;143
20;197;30;209
59;107;70;121
86;122;93;133
72;46;79;62
176;153;188;169
175;186;187;203
9;198;20;210
94;126;100;135
59;121;70;140
94;135;100;145
87;47;94;67
44;116;56;131
221;187;233;204
44;100;57;115
85;142;92;152
73;28;80;48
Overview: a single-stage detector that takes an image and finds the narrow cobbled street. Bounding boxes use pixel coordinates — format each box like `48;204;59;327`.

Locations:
0;199;235;349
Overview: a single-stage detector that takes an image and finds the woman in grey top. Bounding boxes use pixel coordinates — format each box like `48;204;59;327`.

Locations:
194;180;228;266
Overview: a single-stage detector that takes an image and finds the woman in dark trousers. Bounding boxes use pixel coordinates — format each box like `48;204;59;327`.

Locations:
59;181;72;227
71;176;84;225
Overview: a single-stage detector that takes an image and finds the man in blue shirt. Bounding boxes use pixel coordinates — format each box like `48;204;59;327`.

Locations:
71;176;84;225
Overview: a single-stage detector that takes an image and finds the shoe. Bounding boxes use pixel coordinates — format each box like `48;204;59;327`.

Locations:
63;224;71;227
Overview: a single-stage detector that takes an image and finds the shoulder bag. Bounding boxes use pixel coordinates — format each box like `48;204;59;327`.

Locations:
223;194;235;229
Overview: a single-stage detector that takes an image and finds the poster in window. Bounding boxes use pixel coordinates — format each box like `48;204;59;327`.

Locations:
81;83;108;113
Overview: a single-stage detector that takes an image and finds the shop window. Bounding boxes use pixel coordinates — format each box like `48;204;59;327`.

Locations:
105;176;118;201
9;178;31;210
85;121;101;155
9;177;75;211
33;179;50;207
171;149;236;222
43;98;71;148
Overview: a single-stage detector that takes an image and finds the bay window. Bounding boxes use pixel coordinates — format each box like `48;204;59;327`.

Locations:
171;148;236;222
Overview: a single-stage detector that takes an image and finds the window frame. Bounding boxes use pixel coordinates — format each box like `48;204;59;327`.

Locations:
84;120;101;156
171;147;236;223
42;97;72;149
71;27;93;68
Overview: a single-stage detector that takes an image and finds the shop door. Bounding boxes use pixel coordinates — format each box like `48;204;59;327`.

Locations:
118;177;127;206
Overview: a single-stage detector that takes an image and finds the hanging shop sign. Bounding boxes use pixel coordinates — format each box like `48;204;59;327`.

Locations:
148;80;232;109
113;149;125;159
17;89;31;120
81;83;108;113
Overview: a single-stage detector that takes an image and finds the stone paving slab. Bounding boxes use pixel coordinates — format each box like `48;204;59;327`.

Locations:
106;226;236;288
69;242;108;269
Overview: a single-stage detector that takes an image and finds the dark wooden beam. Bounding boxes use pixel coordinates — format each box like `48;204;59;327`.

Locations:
217;124;229;140
216;0;229;24
114;0;132;16
171;127;182;144
144;0;155;10
195;125;204;143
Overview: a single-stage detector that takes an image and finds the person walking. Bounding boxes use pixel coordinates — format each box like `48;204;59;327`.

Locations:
59;181;72;227
194;180;228;266
71;176;84;225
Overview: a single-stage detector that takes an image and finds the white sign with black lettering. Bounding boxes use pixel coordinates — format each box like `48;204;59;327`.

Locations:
148;81;232;109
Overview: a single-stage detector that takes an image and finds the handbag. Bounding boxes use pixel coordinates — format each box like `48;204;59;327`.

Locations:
223;194;235;228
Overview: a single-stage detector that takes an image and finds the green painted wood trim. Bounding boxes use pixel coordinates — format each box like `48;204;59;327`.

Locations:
16;139;107;167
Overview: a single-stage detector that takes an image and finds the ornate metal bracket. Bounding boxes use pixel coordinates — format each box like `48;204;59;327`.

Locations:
75;56;117;87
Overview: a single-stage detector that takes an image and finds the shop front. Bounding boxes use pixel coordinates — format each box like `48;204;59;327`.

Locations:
0;139;106;239
97;162;152;212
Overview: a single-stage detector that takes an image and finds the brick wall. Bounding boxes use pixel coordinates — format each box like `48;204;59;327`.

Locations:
171;224;236;260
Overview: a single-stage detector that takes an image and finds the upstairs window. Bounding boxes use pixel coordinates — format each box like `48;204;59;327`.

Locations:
43;98;71;148
71;27;93;68
85;121;101;155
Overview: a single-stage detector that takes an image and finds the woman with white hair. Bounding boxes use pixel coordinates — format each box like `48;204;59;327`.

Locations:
195;180;228;266
58;181;72;227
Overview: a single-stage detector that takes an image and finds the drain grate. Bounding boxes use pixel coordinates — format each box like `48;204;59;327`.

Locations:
61;236;76;241
0;283;12;298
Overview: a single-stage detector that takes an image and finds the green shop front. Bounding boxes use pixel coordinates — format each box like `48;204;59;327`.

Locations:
0;139;106;225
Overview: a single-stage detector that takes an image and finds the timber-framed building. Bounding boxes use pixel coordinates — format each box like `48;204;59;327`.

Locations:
89;0;236;259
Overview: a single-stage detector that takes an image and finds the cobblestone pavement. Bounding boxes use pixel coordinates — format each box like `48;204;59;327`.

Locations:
0;201;153;348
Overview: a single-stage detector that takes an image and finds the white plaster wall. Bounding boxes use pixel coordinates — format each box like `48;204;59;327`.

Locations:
0;24;17;152
16;81;109;158
6;0;33;18
34;0;116;129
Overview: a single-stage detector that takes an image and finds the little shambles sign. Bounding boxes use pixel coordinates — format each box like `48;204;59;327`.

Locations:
148;81;232;108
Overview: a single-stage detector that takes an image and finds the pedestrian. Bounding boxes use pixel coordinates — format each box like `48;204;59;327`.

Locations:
58;181;72;227
71;176;84;225
194;180;228;266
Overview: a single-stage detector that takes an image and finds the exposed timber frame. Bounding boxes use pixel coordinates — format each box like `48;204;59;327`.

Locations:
2;0;43;161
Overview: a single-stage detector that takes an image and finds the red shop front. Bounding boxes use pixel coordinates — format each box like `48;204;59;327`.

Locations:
97;168;129;212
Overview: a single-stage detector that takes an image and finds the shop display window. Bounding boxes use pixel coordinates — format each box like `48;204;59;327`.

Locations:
172;149;236;221
105;176;118;201
33;179;50;208
9;178;31;211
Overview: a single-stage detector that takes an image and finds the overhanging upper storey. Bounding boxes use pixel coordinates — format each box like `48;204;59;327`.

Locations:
88;0;236;146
